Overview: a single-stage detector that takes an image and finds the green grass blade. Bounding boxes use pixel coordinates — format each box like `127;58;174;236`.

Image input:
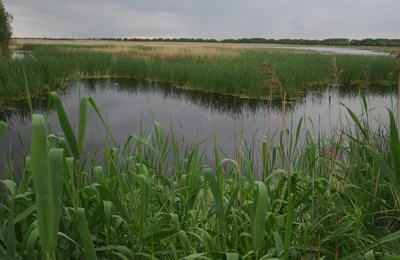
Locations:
22;62;33;114
48;148;64;244
262;142;269;180
50;92;80;159
204;168;226;233
6;201;16;259
76;208;97;260
365;145;394;183
78;96;89;153
273;231;284;258
31;114;55;259
388;109;400;187
341;103;368;140
252;181;268;251
88;96;117;146
226;252;239;260
284;193;294;260
214;143;223;191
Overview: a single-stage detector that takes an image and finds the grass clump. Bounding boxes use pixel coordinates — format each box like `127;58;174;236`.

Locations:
0;92;400;258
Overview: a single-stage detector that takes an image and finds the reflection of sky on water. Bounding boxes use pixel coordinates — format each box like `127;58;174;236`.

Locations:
255;46;389;56
0;79;395;173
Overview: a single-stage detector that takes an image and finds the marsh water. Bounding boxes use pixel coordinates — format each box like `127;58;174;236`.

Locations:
259;45;389;56
0;79;396;169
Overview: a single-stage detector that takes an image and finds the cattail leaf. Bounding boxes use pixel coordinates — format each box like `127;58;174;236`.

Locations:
76;208;97;260
48;148;64;244
340;103;368;141
31;114;56;258
365;145;394;182
78;96;89;153
252;181;268;251
50;92;80;159
284;193;294;260
204;168;226;233
388;109;400;187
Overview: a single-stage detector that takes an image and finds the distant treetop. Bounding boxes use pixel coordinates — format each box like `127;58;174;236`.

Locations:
0;0;13;55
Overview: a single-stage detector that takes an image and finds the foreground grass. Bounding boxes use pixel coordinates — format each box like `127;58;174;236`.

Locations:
0;92;400;259
0;43;397;108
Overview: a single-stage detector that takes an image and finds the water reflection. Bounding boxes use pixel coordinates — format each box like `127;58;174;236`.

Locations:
0;78;396;173
255;46;389;56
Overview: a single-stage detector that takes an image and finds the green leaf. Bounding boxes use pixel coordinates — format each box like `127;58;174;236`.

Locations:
273;231;284;257
389;109;400;187
365;145;394;183
341;103;368;141
50;92;80;159
204;168;226;233
78;96;89;153
76;208;97;260
226;252;239;260
284;193;294;260
31;114;56;259
48;148;64;244
252;181;269;251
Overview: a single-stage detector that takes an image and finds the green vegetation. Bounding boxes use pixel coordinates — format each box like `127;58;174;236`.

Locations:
0;0;13;55
0;44;397;108
1;91;400;258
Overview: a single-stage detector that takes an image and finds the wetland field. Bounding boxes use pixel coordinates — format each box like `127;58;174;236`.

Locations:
1;39;400;259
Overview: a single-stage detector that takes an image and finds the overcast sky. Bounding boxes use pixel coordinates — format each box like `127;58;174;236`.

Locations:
3;0;399;39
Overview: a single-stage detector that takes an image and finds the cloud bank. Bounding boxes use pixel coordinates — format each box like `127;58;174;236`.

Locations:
4;0;399;39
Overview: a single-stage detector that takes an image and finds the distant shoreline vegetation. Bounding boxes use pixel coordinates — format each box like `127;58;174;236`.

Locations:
14;37;400;47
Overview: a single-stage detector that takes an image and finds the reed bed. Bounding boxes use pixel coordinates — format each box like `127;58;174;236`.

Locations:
0;43;397;109
85;45;243;58
0;91;400;258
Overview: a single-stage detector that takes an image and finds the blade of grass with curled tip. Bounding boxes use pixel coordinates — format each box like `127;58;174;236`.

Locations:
76;208;97;260
252;181;268;251
0;121;7;140
30;114;55;259
50;92;80;159
88;96;118;146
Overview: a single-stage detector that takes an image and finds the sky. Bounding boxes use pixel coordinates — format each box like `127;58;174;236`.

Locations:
3;0;400;39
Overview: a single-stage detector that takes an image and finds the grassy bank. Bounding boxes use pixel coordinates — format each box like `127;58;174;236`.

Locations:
0;43;397;109
0;93;400;258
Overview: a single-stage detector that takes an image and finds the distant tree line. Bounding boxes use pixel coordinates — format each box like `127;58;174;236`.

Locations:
17;37;400;47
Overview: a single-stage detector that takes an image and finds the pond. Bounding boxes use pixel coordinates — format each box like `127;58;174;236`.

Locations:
0;79;396;170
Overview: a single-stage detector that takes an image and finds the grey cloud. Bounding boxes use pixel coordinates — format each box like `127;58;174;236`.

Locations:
4;0;399;39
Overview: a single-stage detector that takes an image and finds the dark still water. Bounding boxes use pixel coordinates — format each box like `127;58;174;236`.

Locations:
0;79;396;168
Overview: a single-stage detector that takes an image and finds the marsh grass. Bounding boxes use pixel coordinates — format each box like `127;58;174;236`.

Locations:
0;91;400;258
0;43;397;110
